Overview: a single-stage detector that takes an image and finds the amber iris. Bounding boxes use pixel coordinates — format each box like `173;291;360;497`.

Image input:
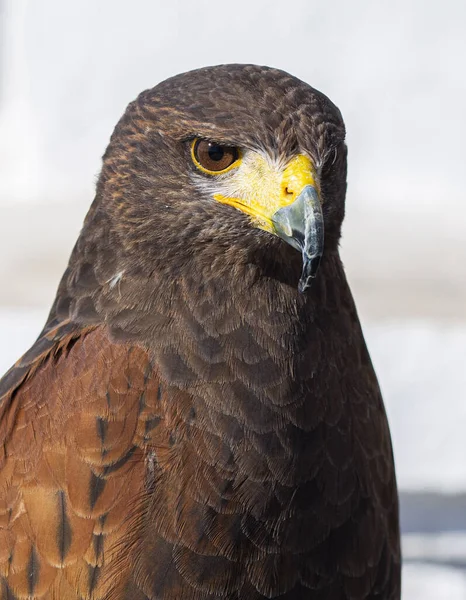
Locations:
192;139;240;173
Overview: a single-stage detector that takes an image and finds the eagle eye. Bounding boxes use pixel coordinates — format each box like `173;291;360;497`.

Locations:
191;139;241;174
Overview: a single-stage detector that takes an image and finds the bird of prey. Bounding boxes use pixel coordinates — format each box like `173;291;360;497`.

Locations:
0;65;400;600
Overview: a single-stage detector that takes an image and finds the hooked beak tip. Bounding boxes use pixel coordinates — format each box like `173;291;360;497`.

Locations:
298;253;322;293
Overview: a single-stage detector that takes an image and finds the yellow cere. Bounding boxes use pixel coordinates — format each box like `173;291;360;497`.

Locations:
213;153;317;233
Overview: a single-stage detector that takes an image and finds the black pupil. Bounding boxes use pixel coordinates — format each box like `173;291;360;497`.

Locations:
208;144;225;162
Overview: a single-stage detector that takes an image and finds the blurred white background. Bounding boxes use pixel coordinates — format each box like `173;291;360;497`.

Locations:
1;0;465;597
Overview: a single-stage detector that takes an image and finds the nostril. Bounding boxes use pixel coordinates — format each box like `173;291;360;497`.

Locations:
285;186;293;196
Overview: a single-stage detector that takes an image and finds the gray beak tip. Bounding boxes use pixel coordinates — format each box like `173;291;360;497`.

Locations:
298;279;310;294
298;253;322;293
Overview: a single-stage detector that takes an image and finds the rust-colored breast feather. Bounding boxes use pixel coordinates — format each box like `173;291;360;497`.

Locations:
0;326;163;599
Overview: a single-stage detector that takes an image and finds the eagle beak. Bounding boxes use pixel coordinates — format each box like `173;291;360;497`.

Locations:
271;184;324;292
213;153;324;291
